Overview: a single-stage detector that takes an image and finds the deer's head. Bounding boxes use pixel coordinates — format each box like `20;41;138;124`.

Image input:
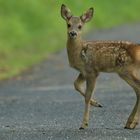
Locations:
61;4;94;40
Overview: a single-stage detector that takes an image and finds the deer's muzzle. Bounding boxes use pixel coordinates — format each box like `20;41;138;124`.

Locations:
69;31;77;39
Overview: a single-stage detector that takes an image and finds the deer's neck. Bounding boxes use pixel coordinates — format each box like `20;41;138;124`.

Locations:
67;36;82;45
67;37;83;70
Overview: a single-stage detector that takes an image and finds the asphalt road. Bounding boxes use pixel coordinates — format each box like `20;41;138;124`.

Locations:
0;22;140;140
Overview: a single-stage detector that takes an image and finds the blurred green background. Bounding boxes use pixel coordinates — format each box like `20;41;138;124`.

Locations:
0;0;140;79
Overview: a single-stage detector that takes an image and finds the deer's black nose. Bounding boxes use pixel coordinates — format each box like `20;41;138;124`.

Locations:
69;31;77;38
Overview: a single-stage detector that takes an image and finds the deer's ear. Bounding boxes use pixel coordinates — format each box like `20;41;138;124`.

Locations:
80;8;94;23
61;4;72;21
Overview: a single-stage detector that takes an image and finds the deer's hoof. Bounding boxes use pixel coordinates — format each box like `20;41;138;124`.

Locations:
79;127;85;130
79;123;88;130
90;99;103;108
124;121;138;129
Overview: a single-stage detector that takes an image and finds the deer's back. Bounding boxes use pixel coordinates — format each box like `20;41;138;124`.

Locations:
81;41;140;73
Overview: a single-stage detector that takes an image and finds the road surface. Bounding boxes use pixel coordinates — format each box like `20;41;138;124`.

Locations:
0;22;140;140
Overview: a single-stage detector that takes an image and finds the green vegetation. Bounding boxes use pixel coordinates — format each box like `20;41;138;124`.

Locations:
0;0;140;79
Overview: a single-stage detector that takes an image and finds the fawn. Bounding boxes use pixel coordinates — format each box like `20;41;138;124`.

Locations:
61;4;140;129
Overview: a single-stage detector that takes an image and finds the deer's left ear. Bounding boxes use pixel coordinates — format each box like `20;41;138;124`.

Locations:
80;8;94;23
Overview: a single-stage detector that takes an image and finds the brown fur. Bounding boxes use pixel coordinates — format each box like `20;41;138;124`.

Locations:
61;4;140;129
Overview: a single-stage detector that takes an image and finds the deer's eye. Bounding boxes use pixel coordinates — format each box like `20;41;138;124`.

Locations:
78;25;82;30
67;24;71;28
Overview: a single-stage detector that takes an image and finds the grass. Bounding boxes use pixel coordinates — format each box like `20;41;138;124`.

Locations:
0;0;140;79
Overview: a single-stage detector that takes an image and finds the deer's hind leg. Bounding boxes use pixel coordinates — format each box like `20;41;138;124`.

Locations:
119;68;140;129
74;73;102;107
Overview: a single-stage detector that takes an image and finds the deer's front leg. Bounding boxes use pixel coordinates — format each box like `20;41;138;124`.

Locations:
74;73;102;107
79;73;98;129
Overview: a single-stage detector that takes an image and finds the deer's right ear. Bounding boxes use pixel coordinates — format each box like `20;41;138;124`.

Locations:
61;4;72;21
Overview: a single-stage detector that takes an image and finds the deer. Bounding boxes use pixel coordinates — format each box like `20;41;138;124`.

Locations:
61;4;140;129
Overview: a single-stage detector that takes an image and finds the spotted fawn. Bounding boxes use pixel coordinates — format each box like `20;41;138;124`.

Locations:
61;4;140;129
